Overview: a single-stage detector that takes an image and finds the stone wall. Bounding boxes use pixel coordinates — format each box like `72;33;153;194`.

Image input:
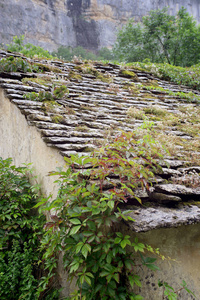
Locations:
0;0;200;51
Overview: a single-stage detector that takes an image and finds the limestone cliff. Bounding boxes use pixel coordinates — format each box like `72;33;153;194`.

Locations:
0;0;200;51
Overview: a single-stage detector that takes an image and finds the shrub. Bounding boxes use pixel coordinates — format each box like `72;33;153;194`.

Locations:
0;157;59;300
0;56;39;73
6;35;53;59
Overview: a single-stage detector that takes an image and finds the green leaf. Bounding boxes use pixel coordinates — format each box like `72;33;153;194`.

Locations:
92;264;99;273
94;283;103;294
133;275;142;287
83;231;93;237
132;295;144;300
128;276;134;288
100;270;109;277
87;220;96;231
103;243;110;253
108;200;115;210
106;252;113;264
69;225;81;235
70;262;80;273
87;235;95;243
81;244;89;258
70;218;81;225
85;243;92;253
84;275;91;286
114;237;122;244
125;259;134;270
113;273;119;283
75;242;83;253
145;264;160;271
107;286;116;298
143;257;157;264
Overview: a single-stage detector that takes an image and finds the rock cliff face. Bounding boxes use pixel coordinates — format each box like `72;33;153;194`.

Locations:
0;0;200;51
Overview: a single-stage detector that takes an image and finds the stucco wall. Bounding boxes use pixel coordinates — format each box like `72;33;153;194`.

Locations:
125;223;200;299
0;88;65;198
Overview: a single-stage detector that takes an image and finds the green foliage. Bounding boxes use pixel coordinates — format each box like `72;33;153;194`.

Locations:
38;127;167;299
114;7;200;67
157;63;200;90
6;35;53;59
5;35;114;62
113;22;148;63
97;47;114;61
0;157;41;299
145;84;200;103
52;46;96;61
24;85;69;102
119;69;138;81
0;56;39;73
130;61;200;91
53;85;68;98
158;280;195;299
0;157;59;300
53;45;113;62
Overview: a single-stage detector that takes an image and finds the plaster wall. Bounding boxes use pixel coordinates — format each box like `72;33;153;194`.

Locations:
124;223;200;299
0;89;65;198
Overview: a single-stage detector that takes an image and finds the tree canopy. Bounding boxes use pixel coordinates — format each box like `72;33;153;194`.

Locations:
113;7;200;67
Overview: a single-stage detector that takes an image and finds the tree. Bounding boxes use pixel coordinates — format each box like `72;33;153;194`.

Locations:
113;7;200;67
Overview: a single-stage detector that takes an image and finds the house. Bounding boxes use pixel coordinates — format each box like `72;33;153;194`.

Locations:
0;49;199;299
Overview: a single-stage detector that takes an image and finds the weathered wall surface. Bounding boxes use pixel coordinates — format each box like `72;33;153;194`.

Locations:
0;88;64;198
125;223;200;299
0;0;200;51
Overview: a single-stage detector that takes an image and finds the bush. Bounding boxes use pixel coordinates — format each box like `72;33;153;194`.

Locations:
0;56;39;73
6;35;53;59
0;157;59;300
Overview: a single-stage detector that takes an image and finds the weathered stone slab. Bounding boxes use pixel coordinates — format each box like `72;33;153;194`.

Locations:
52;143;96;151
161;168;182;177
7;93;24;99
149;192;182;203
126;205;200;232
179;166;200;173
154;184;200;196
0;83;41;92
159;159;186;168
11;99;43;106
43;136;93;144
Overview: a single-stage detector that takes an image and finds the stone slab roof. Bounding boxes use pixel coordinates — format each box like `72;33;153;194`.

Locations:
0;50;200;231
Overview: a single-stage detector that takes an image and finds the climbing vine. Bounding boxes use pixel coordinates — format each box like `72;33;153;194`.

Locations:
38;129;165;300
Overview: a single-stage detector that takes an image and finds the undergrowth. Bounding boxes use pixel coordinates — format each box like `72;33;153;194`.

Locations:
0;157;59;300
